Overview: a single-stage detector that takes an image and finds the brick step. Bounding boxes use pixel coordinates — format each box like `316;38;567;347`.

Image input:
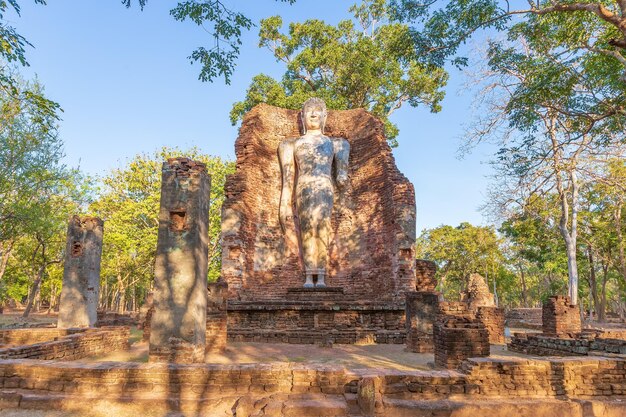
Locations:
380;398;626;417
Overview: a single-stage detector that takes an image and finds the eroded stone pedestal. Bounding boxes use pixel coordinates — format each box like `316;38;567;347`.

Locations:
58;216;103;329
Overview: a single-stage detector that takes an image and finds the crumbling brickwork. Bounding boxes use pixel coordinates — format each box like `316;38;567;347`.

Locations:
477;306;506;344
461;273;495;310
149;158;210;363
506;308;542;329
206;281;228;353
228;301;405;344
405;291;439;353
542;295;581;336
434;316;490;369
0;327;129;360
58;216;103;329
221;104;416;303
415;259;437;292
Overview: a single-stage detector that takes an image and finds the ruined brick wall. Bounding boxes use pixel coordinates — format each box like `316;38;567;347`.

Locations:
506;308;542;329
0;357;624;414
227;302;405;344
221;104;416;302
0;327;129;360
477;306;506;344
543;296;581;336
509;332;626;357
206;281;228;353
0;328;81;347
415;259;437;292
405;291;439;353
434;316;490;369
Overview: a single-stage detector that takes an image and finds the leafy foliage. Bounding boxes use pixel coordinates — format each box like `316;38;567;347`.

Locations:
90;147;234;311
231;0;448;144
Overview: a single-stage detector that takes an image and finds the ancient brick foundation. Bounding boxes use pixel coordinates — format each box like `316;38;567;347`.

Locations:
0;327;129;360
206;281;228;353
0;357;623;416
0;328;83;347
543;296;581;336
506;308;542;329
415;259;437;292
57;216;104;329
221;104;416;303
95;311;137;327
477;306;506;344
228;301;405;344
509;331;626;357
405;291;439;353
434;316;490;369
149;158;210;363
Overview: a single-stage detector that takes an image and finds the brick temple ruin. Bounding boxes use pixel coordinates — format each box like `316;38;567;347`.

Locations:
0;104;625;416
220;104;417;344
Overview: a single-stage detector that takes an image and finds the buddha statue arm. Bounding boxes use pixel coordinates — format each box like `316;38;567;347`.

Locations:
333;137;350;188
278;139;296;231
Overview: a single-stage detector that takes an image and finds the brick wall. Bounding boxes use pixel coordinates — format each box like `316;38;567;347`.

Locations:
206;281;228;353
0;327;129;361
543;296;581;336
434;316;490;369
0;357;622;410
405;291;439;353
477;307;506;344
0;328;83;347
506;308;542;329
228;301;405;344
509;332;626;357
415;259;437;292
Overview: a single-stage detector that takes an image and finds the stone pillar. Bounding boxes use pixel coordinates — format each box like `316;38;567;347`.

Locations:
206;280;228;353
58;216;104;328
415;259;437;292
434;316;490;369
149;158;210;363
405;291;439;353
542;295;581;336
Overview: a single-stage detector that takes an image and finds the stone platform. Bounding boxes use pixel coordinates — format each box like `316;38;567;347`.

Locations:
227;300;406;344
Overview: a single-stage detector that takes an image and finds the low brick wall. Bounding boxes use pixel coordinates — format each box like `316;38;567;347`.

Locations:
95;311;137;327
228;301;406;344
506;308;542;329
434;317;490;369
0;356;622;414
0;328;83;347
0;327;129;361
509;332;626;357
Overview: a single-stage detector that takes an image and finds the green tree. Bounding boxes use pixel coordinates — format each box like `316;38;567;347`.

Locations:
416;222;504;300
90;147;234;312
0;2;60;121
0;77;70;285
230;0;448;144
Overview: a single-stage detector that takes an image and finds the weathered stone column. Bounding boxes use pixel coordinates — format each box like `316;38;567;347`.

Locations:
58;216;104;328
149;158;210;363
405;291;439;353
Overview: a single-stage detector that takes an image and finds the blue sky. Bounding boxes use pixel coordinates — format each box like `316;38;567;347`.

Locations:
8;0;497;231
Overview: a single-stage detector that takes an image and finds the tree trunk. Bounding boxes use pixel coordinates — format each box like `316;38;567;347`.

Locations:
0;240;14;282
598;262;609;322
23;264;45;318
587;245;599;320
518;263;528;307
